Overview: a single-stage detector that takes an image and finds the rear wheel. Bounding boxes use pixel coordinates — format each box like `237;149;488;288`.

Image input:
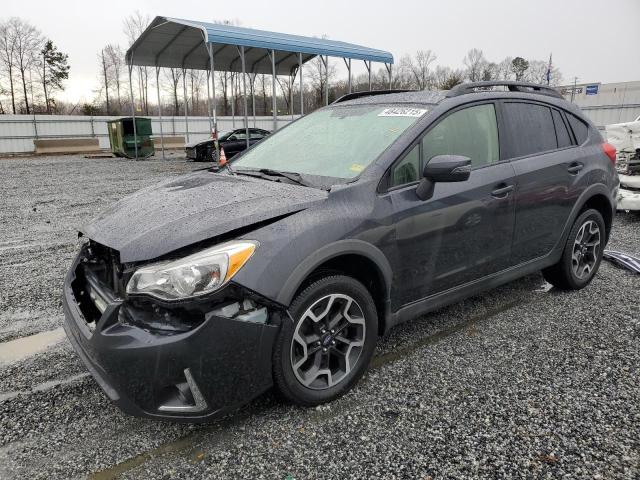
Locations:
273;275;377;406
542;208;605;290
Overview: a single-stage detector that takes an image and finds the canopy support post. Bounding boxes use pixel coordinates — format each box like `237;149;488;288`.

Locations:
155;66;165;160
299;53;303;115
205;70;213;134
364;60;372;90
251;73;256;128
182;68;189;143
385;63;392;89
325;56;329;105
290;74;294;119
208;43;217;132
348;58;352;93
270;49;277;131
240;46;249;150
127;60;138;160
231;74;236;129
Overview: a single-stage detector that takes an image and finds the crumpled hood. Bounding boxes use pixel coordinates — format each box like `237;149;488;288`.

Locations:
82;171;328;262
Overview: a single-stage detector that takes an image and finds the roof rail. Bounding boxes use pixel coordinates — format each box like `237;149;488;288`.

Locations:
446;81;563;99
332;89;416;104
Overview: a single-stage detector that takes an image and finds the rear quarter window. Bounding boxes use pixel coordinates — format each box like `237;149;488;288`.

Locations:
502;102;557;158
552;110;573;148
566;113;589;145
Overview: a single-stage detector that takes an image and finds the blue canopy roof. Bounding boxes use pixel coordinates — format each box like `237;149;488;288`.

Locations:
126;16;394;75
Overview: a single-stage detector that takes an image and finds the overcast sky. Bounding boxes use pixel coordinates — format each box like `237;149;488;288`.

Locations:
3;0;639;103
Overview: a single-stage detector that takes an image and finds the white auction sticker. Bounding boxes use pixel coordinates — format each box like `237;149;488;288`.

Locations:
378;107;428;117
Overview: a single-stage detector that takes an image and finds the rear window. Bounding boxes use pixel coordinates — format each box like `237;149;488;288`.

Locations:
502;102;557;158
552;110;573;148
232;105;429;179
566;113;589;144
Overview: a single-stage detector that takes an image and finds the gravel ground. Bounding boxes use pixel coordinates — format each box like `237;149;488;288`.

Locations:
0;155;638;479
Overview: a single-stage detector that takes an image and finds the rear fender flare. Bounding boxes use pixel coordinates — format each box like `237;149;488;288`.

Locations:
556;183;614;250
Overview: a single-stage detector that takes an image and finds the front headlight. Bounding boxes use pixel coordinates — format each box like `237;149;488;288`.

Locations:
126;240;258;301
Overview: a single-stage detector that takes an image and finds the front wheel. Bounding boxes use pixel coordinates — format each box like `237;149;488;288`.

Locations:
542;208;605;290
273;275;378;406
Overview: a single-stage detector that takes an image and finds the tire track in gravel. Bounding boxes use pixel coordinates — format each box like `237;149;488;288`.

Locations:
88;288;542;479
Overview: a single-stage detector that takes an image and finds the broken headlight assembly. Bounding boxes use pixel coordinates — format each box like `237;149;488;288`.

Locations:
126;241;258;301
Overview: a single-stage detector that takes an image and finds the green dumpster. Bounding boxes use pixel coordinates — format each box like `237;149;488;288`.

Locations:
107;117;155;159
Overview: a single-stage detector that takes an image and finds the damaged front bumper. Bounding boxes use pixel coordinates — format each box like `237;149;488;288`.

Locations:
62;250;283;422
617;174;640;211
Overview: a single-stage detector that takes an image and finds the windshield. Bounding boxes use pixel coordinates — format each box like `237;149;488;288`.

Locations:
232;104;429;179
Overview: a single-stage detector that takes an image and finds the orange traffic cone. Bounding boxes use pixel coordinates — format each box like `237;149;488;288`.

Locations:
219;147;227;167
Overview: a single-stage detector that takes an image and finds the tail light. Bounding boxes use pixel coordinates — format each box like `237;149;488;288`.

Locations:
602;142;616;165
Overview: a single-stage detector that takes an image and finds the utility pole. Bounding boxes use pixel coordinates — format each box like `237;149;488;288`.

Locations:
570;76;578;103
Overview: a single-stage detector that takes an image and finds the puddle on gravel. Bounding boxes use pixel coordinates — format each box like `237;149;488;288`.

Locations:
0;327;66;365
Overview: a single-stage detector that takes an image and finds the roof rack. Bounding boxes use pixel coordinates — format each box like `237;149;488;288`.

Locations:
332;89;416;104
446;81;563;99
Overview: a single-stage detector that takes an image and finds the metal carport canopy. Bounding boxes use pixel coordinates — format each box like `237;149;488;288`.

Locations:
126;16;394;74
124;16;394;160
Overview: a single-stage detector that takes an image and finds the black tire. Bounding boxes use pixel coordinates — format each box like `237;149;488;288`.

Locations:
273;275;378;406
542;208;605;290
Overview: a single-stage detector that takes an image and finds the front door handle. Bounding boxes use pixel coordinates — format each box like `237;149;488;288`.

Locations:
567;162;584;174
491;184;514;198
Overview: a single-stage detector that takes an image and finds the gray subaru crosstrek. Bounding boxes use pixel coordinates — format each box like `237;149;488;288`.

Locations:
63;81;619;422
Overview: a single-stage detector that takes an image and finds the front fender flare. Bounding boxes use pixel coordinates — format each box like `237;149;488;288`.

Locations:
275;239;393;307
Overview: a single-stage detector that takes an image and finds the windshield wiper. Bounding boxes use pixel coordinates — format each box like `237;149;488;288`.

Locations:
234;168;317;188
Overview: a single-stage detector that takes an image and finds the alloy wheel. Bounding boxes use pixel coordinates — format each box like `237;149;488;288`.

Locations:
571;219;601;279
290;294;366;390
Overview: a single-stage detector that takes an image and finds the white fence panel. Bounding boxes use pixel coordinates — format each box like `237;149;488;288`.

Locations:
0;115;296;154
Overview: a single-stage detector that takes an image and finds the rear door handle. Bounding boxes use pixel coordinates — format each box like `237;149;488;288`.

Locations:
491;184;514;198
567;162;584;174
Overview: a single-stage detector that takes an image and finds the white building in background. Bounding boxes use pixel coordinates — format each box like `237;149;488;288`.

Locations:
559;81;640;128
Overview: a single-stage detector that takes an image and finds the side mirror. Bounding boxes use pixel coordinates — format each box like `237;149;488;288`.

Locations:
423;155;472;182
416;155;472;201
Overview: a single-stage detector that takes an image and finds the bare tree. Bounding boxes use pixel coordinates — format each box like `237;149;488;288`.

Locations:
11;18;42;114
0;19;18;113
496;57;514;81
163;68;181;116
433;65;464;90
408;50;437;90
217;71;231;116
123;11;151;114
99;48;111;114
481;62;498;81
188;69;206;115
524;59;562;86
104;44;124;112
257;74;269;115
308;56;336;108
463;48;486;82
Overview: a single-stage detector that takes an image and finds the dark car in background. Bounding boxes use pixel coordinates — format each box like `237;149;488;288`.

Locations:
63;82;618;422
185;128;270;161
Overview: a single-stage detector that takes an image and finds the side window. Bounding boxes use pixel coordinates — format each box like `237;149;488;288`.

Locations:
422;104;499;168
502;102;557;158
391;144;420;187
566;113;589;144
233;132;248;140
552;110;573;148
